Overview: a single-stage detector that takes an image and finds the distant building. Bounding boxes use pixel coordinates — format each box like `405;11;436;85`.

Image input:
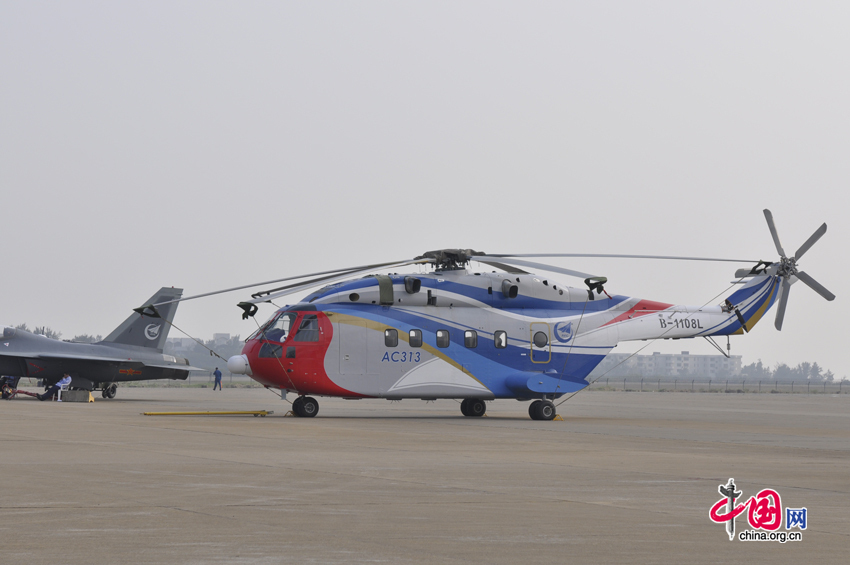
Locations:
166;337;196;350
212;333;231;346
589;351;742;379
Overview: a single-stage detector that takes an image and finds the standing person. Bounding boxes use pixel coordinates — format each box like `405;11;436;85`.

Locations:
213;367;222;391
38;373;72;401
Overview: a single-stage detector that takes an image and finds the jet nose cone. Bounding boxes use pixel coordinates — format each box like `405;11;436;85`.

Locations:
227;354;252;376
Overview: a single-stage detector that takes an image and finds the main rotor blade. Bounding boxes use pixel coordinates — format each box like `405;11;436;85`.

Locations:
245;259;433;305
470;256;597;280
473;260;529;274
775;277;791;331
796;271;836;301
794;223;827;260
485;253;760;263
150;259;421;308
763;209;787;258
250;268;366;299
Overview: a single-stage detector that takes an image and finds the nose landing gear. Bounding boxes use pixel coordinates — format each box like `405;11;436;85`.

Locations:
292;395;319;417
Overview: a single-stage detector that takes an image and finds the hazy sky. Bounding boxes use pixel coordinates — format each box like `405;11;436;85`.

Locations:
2;2;847;376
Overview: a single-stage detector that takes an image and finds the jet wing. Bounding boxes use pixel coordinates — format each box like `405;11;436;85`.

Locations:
143;364;208;371
0;351;130;362
1;352;203;371
30;353;133;362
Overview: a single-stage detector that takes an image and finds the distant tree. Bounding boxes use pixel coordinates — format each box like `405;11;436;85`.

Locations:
14;323;29;332
773;363;793;382
33;326;62;340
741;360;771;380
72;334;102;343
823;370;835;383
203;335;244;360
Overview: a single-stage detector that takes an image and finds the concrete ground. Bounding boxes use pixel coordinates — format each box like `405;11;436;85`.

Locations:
1;388;847;564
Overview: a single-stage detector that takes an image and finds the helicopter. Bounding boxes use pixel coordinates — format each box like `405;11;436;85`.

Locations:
150;210;834;420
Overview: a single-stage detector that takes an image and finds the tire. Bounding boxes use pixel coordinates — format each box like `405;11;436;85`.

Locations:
1;384;11;400
528;400;542;420
105;384;117;399
468;399;486;417
538;400;556;421
101;389;108;399
292;396;305;417
300;396;319;418
460;399;471;417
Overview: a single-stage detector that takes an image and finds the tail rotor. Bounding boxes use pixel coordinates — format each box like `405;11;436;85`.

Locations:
761;209;835;330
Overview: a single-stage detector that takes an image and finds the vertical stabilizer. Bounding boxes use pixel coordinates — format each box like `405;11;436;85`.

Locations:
101;287;183;350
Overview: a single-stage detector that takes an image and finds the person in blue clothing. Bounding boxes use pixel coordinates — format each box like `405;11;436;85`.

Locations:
213;367;222;391
39;373;72;401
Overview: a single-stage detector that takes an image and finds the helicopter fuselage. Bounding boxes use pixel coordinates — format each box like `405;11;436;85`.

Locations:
233;268;779;401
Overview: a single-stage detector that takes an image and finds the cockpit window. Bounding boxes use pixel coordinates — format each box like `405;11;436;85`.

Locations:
247;313;277;341
263;312;297;343
293;314;320;342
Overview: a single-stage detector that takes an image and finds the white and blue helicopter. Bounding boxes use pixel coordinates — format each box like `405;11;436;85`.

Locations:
150;210;834;420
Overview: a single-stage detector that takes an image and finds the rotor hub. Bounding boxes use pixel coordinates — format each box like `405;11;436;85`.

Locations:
415;249;484;271
777;256;797;277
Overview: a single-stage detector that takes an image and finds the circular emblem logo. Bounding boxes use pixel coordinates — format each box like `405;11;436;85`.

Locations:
553;321;573;343
145;324;161;341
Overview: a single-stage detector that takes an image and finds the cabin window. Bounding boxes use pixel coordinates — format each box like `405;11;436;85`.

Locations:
385;329;398;347
533;331;548;348
436;329;450;348
263;312;297;342
259;343;283;358
494;330;508;349
292;314;319;342
409;329;423;347
464;330;478;348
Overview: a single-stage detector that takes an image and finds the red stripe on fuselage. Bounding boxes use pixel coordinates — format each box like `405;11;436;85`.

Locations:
602;299;673;327
243;312;364;397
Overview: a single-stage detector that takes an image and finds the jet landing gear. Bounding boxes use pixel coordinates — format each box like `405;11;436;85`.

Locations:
101;383;118;399
292;396;319;418
529;400;556;421
460;399;486;417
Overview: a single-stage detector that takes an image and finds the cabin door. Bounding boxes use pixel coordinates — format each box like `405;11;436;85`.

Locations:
339;320;367;375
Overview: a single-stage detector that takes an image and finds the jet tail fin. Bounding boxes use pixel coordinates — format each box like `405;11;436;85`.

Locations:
101;287;183;350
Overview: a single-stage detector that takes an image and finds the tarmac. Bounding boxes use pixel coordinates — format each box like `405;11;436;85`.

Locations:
1;387;848;564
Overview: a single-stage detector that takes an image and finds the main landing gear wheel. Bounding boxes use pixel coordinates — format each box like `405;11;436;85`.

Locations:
102;384;118;399
291;396;304;415
460;399;486;417
292;396;319;418
1;384;12;400
529;400;556;421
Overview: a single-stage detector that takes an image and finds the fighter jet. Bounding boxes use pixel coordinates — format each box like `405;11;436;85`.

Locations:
1;287;201;398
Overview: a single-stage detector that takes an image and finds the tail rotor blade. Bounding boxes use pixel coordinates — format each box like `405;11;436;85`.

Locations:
764;209;787;258
794;223;827;260
775;277;791;331
796;271;836;301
